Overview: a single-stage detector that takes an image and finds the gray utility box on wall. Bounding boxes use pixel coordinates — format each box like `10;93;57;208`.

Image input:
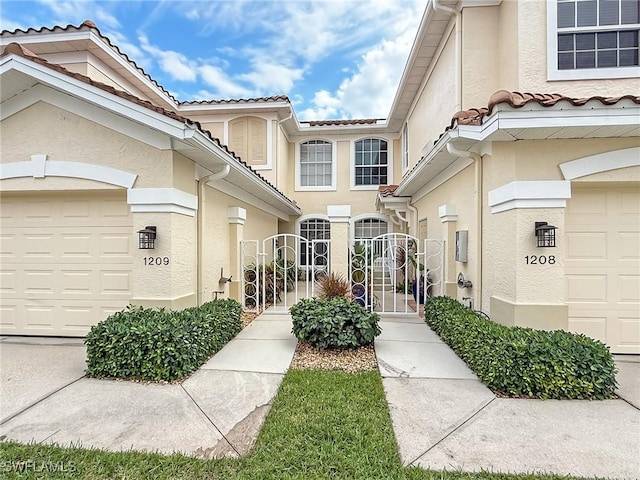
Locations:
455;230;468;263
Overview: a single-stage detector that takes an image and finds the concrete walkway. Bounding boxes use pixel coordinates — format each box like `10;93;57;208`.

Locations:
2;313;639;479
375;314;640;479
0;312;297;458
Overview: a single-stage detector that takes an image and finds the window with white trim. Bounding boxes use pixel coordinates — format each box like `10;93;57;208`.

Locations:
354;218;388;258
549;0;640;78
354;138;388;186
300;140;333;187
354;218;388;240
299;218;330;266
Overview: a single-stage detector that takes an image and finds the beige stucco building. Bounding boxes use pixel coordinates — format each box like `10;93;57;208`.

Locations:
1;0;639;354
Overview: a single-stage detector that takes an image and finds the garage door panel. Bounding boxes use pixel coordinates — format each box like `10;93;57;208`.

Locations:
566;274;607;302
100;271;131;294
568;315;607;343
619;232;640;259
0;192;133;337
566;187;640;354
619;275;640;303
566;232;607;260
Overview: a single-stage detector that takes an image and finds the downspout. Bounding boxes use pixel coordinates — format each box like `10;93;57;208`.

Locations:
446;143;482;311
433;0;462;111
197;165;230;304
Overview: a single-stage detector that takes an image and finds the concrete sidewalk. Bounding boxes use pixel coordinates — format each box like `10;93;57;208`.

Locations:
376;315;640;479
0;312;297;458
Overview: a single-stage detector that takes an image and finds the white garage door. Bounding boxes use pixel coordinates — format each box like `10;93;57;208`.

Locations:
0;191;133;337
565;186;640;354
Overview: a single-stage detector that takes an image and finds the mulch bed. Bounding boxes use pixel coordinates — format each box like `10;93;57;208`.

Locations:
290;342;377;373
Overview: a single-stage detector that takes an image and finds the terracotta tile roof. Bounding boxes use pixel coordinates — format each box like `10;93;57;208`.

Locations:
302;118;384;127
447;90;640;129
0;42;299;212
1;20;179;103
180;96;290;106
378;185;399;197
398;90;640;195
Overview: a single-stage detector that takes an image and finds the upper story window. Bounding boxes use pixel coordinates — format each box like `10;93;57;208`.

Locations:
549;0;640;79
299;140;334;189
354;138;388;186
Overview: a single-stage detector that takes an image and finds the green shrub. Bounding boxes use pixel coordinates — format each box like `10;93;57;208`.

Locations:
85;299;242;382
291;296;381;350
425;296;618;399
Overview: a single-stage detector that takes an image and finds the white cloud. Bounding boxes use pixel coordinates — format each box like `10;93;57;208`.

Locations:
198;65;252;98
300;23;420;120
139;35;198;82
34;0;119;29
238;60;303;94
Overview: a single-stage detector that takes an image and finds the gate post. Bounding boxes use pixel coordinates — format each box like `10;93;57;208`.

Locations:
438;204;458;297
327;205;351;278
228;207;246;301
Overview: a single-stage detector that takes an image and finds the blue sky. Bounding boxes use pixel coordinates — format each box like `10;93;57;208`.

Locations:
0;0;425;120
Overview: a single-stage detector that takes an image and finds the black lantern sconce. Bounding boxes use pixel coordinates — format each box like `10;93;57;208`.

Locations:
137;226;157;249
535;222;557;248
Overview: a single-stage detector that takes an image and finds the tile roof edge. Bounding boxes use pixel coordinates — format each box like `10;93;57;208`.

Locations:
1;20;179;104
1;41;300;214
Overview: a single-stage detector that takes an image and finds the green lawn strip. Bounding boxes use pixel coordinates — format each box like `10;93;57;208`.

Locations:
0;369;591;480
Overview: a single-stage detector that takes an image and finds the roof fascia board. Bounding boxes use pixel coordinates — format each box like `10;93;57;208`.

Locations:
211;179;293;221
1;30;178;109
1;55;185;136
177;101;291;112
396;130;455;196
185;129;301;215
0;82;172;150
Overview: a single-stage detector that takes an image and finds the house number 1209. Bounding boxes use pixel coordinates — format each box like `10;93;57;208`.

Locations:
525;255;556;265
144;256;170;266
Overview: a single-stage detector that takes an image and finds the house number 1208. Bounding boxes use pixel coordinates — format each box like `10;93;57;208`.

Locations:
144;256;170;266
525;255;556;265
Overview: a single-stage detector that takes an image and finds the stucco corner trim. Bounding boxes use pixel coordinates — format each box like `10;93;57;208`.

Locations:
228;207;247;225
0;155;137;188
488;181;571;214
438;204;458;223
559;147;640;180
127;188;198;217
327;205;351;223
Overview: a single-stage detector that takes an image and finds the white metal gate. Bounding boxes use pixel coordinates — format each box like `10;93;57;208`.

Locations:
351;233;444;315
241;234;330;313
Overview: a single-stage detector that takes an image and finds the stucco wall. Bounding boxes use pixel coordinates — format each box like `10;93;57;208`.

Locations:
0;101;174;189
461;6;501;110
412;164;478;303
200;186;278;302
482;138;640;320
517;0;639;95
406;29;458;172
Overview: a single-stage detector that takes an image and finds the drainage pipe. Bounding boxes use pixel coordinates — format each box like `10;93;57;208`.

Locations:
446;143;483;311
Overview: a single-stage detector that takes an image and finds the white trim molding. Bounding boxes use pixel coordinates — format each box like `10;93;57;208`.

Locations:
228;207;247;225
295;138;337;191
438;204;458;223
127;188;198;217
0;154;137;188
560;147;640;180
488;181;572;214
326;205;352;223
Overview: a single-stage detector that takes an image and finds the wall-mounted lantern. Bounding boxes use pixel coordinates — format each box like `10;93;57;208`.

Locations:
137;226;157;249
535;222;557;248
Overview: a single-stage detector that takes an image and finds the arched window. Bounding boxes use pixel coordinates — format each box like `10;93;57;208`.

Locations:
355;138;388;185
299;218;330;266
354;218;388;241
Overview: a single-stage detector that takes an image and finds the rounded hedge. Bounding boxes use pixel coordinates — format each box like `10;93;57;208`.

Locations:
291;296;381;350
